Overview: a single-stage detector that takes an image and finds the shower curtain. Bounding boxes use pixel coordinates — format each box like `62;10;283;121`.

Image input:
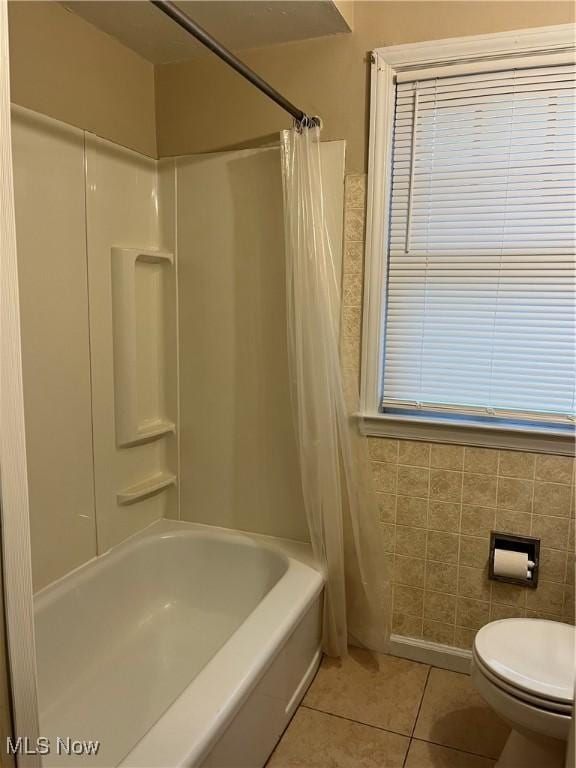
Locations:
281;121;390;657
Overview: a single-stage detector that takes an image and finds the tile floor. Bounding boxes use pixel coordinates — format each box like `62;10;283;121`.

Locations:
267;649;511;768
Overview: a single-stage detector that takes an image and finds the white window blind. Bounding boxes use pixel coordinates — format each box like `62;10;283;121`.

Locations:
383;62;576;424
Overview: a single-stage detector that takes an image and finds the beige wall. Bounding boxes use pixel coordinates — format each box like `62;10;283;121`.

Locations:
8;1;157;157
155;1;575;170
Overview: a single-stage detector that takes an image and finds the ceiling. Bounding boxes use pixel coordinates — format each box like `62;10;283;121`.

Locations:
62;1;352;64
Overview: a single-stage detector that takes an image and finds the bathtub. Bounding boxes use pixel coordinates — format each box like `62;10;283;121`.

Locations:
34;519;323;767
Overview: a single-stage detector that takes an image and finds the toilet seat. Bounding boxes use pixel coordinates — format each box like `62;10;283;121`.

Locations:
473;619;575;711
473;648;573;715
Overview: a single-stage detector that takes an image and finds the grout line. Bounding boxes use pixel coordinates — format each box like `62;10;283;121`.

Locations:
300;703;412;740
402;738;412;768
412;735;503;763
453;464;465;645
410;664;431;739
301;698;502;768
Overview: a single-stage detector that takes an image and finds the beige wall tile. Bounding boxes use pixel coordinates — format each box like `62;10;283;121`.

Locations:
340;332;360;373
398;440;431;468
422;620;455;646
497;477;533;513
490;603;526;621
394;585;425;618
491;581;526;608
394;555;426;588
531;515;570;551
424;591;457;624
377;493;396;523
398;465;430;498
462;473;497;507
428;531;459;564
461;505;495;538
464;447;498;475
344;207;365;240
341;305;361;339
430;469;462;502
426;561;458;595
428;501;460;532
342;270;363;307
526;581;564;616
562;585;575;623
343;241;364;274
392;612;423;638
456;597;490;630
460;536;489;569
453;627;477;651
565;554;574;586
397;496;427;528
539;548;568;584
525;609;561;621
381;523;396;553
396;526;427;558
498;451;535;479
535;454;574;484
371;462;397;494
495;509;532;536
458;566;491;601
533;482;571;517
431;444;464;471
344;174;367;208
368;437;398;463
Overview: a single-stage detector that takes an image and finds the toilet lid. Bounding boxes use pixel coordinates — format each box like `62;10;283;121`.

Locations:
474;619;575;705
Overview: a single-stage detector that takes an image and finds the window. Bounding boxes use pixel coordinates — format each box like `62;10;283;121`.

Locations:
362;27;576;449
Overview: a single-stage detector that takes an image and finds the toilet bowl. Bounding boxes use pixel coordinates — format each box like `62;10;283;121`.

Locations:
471;618;575;768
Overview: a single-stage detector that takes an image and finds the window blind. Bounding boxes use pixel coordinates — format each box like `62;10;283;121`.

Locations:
382;63;576;424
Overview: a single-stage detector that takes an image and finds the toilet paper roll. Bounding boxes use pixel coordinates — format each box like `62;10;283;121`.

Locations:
493;549;530;579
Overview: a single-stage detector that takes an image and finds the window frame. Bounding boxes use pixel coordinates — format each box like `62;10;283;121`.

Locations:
360;24;576;455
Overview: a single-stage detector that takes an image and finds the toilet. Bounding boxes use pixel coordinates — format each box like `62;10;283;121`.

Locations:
472;618;575;768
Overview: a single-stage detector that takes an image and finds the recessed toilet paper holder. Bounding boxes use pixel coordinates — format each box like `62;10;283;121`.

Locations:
489;532;540;588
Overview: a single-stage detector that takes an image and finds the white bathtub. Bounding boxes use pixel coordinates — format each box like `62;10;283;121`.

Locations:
34;520;323;767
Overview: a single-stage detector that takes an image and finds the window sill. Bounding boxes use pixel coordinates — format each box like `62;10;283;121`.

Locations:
357;412;575;456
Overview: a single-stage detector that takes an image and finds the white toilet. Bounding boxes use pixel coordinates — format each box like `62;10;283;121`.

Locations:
472;618;575;768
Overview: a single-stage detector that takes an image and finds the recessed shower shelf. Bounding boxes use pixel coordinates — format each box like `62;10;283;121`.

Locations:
117;472;177;506
111;246;175;448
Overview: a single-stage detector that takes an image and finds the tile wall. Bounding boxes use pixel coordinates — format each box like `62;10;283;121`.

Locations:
341;174;575;650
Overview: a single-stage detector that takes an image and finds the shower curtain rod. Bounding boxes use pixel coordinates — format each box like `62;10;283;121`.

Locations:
151;0;316;125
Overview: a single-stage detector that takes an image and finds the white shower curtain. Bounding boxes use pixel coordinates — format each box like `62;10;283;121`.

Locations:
281;122;390;657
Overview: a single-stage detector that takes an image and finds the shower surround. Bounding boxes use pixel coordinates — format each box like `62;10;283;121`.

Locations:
12;105;348;766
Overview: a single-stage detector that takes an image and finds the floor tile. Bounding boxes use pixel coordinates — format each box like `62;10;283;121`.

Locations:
405;740;496;768
267;707;409;768
414;668;510;759
303;647;429;736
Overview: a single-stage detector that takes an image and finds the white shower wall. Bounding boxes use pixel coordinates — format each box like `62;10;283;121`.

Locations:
12;108;97;589
173;145;345;542
12;107;178;590
12;105;345;590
